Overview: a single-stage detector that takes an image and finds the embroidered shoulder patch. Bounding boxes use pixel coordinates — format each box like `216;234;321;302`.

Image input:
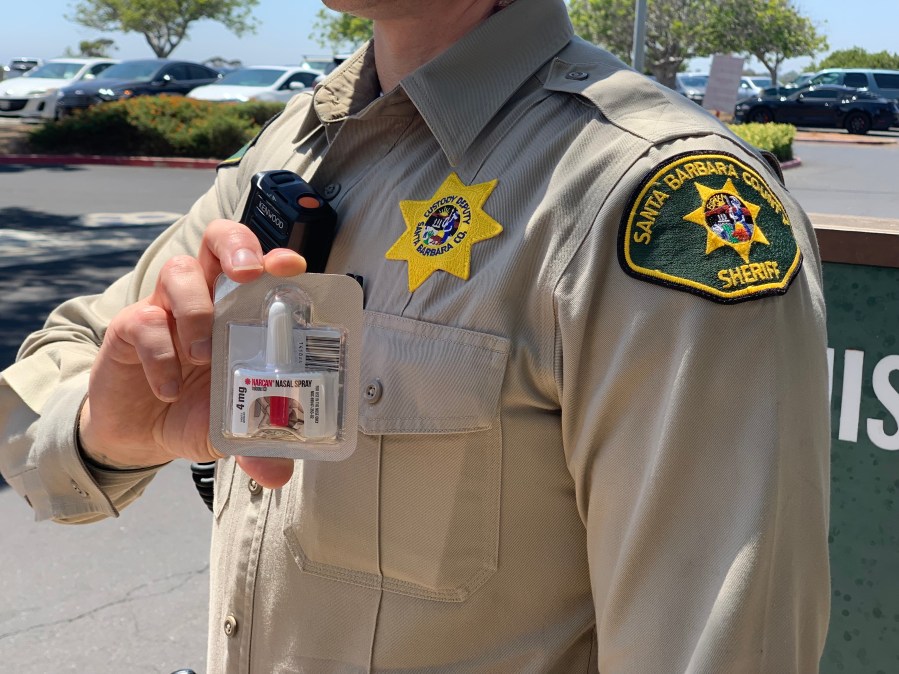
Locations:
618;151;802;303
217;140;251;168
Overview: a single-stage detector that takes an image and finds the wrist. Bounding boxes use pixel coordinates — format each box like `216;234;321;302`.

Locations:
77;396;157;471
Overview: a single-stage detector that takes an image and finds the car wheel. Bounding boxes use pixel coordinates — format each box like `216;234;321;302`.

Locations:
845;111;871;135
748;107;774;124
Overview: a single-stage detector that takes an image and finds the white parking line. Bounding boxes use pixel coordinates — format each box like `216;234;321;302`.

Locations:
80;211;182;228
0;212;180;268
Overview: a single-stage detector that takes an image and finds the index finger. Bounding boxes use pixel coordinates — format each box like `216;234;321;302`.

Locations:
198;219;265;290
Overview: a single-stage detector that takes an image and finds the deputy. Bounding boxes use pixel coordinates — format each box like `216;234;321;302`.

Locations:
0;0;831;671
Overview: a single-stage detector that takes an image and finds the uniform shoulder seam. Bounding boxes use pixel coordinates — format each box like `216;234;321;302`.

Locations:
542;38;739;147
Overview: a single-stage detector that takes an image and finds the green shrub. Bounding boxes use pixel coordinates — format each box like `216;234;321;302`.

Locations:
233;100;289;126
27;99;798;164
28;96;286;159
727;122;796;162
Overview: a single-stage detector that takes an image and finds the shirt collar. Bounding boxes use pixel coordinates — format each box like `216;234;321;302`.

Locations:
402;0;573;165
296;0;573;166
293;45;380;144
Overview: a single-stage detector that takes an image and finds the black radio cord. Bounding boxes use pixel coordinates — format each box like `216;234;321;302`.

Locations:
190;461;216;512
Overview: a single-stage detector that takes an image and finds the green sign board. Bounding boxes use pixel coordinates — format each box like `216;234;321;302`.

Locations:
822;262;899;673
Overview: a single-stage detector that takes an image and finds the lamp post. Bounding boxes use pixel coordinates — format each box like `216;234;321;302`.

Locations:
632;0;648;73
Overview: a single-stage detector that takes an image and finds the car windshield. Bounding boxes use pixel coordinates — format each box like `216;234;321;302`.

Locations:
24;62;84;80
96;61;162;82
302;59;332;72
749;77;772;87
216;68;286;87
679;75;708;87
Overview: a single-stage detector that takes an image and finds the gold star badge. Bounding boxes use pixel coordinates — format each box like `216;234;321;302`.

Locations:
683;178;769;263
385;172;502;292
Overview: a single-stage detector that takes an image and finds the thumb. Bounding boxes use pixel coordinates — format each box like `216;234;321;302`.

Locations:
235;455;295;489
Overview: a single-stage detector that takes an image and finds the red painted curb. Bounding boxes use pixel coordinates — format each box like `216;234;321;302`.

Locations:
0;154;220;168
780;158;802;170
794;132;896;145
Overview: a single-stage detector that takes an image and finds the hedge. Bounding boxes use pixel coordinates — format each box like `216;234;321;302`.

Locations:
727;122;796;162
28;96;286;159
29;96;795;166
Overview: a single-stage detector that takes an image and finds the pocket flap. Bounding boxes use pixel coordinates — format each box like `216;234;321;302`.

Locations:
359;312;510;435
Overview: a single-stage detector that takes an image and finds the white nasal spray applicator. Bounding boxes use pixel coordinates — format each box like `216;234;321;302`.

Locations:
265;300;293;428
227;295;334;441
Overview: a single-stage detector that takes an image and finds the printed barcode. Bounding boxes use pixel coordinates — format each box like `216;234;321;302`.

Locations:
304;334;341;371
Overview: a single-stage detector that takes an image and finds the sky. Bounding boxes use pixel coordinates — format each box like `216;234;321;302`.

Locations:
3;0;899;75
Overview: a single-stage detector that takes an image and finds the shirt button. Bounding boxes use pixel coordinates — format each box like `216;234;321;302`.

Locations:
247;478;262;495
363;379;383;405
223;615;238;637
71;480;88;498
565;70;589;81
322;183;340;199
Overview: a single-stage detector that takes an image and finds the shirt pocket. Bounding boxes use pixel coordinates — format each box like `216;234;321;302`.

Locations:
280;311;510;602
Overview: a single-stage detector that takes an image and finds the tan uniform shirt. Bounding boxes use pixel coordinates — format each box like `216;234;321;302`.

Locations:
0;0;831;671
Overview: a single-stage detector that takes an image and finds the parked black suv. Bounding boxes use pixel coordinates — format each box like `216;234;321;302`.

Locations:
735;85;899;135
56;58;221;115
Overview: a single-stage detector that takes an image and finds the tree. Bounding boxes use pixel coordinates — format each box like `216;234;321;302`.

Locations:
310;9;372;52
708;0;827;84
205;56;243;71
64;38;117;57
817;47;899;71
567;0;721;88
69;0;259;58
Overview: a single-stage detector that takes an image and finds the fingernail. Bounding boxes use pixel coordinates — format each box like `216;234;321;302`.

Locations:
190;338;212;362
159;381;180;401
231;248;263;271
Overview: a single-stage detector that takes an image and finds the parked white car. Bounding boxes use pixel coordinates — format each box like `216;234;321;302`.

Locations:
187;66;323;103
675;73;708;104
738;76;776;100
0;58;117;120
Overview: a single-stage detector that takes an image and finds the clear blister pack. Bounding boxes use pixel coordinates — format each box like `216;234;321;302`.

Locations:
209;273;363;461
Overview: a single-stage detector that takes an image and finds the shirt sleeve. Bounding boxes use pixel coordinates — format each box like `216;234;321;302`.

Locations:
0;169;242;523
0;92;313;524
555;134;831;672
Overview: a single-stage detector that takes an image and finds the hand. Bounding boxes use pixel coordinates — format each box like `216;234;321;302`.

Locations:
78;219;304;488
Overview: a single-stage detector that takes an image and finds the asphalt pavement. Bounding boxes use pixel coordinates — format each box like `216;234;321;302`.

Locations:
787;137;899;219
0;163;214;367
0;163;216;673
1;136;898;673
1;465;212;673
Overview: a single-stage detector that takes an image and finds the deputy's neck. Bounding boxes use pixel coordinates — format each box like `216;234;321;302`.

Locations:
372;0;498;93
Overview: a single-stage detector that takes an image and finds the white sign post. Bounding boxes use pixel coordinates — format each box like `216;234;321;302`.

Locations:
702;54;745;123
